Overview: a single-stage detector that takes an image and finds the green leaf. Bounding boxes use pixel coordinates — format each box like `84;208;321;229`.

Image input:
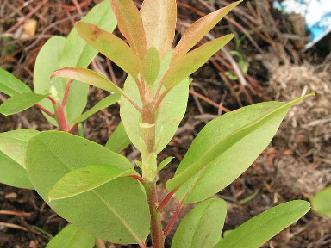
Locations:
155;79;189;153
163;35;234;90
167;94;314;203
0;129;39;168
121;52;189;155
59;1;116;125
111;0;147;59
214;200;310;248
106;122;131;153
173;1;242;60
0;67;31;96
34;36;66;126
49;165;133;201
34;1;116;125
58;0;116;124
52;67;122;94
120;76;144;152
46;224;95;248
34;36;66;96
0;93;47;116
0;129;38;189
75;22;141;77
158;156;173;172
121;76;189;155
26;131;150;244
74;94;120;123
142;48;161;85
172;198;227;248
0;151;33;189
141;0;177;57
311;186;331;217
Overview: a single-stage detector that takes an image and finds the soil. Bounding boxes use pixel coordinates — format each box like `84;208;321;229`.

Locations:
0;0;330;247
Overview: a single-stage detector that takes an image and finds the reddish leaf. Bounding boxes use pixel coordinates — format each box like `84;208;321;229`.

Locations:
52;67;122;94
111;0;147;59
75;22;141;77
173;0;242;61
141;0;177;58
163;34;234;90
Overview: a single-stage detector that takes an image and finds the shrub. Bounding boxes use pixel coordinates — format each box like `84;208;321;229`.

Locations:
0;1;313;247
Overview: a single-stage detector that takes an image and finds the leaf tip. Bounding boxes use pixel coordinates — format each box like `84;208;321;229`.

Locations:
224;33;235;42
50;71;58;79
74;21;85;31
48;195;54;202
305;91;316;98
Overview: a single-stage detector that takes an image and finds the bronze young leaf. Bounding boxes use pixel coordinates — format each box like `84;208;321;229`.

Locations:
0;1;314;248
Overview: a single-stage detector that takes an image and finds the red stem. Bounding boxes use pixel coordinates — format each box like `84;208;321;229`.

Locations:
158;190;176;212
35;104;55;117
55;104;71;132
62;80;73;107
47;96;57;105
144;181;165;248
69;123;78;134
130;174;144;184
45;80;76;132
164;198;185;236
154;90;168;109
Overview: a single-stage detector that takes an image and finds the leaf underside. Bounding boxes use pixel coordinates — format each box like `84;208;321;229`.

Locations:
52;67;122;94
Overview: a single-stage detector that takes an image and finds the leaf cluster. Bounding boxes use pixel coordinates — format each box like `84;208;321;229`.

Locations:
0;1;314;247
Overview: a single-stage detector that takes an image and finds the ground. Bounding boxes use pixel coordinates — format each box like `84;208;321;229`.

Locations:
0;0;330;247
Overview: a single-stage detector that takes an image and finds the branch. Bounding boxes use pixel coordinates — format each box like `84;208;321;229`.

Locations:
62;79;73;107
143;181;165;248
158;190;176;212
154;90;168;109
47;96;57;105
122;92;143;113
35;104;55;117
130;174;144;184
164;198;185;236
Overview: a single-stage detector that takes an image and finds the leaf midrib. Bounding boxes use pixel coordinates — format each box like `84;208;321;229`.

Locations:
156;0;165;47
38;139;143;244
171;102;287;188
